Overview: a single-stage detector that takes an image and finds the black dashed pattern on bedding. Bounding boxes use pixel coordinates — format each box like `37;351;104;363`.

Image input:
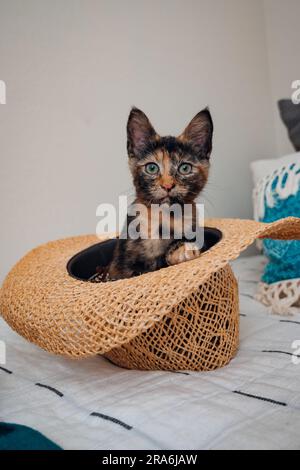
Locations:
262;350;300;358
233;390;287;407
90;412;132;430
35;382;64;397
280;320;300;325
0;366;12;374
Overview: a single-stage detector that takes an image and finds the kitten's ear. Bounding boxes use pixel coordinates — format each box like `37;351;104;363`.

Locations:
179;108;213;159
127;107;158;158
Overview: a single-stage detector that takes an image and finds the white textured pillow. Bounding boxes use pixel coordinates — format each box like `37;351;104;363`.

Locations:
250;151;300;315
251;151;300;187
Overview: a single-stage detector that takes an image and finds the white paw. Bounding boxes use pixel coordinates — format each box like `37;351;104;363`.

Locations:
166;242;201;266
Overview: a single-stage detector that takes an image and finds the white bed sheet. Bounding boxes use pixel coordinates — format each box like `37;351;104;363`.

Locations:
1;255;300;450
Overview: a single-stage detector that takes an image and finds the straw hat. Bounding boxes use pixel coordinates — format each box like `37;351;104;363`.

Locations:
1;217;300;371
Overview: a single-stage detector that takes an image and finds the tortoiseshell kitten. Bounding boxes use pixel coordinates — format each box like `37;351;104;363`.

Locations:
108;107;213;280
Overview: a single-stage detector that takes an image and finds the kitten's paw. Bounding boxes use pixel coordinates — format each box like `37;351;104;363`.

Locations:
166;242;201;266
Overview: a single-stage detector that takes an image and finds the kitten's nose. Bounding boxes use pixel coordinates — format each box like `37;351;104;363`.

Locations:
161;182;175;191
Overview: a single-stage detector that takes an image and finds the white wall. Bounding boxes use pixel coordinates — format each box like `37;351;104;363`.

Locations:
264;0;300;155
0;0;276;281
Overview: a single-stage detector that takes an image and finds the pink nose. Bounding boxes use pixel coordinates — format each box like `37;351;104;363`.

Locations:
161;182;174;191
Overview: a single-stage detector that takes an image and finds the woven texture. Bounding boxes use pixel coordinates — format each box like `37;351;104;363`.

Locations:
106;265;239;371
1;217;300;371
256;278;300;316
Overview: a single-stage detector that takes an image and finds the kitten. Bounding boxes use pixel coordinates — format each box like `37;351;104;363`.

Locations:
108;107;213;280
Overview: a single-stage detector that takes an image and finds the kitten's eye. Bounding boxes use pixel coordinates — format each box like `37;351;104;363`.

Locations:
145;162;159;175
178;162;193;175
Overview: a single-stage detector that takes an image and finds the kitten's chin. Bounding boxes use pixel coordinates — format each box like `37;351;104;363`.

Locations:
137;192;192;206
156;195;185;205
139;196;174;206
159;196;171;204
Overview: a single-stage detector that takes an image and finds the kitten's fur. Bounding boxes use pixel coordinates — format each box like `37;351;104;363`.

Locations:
108;107;213;280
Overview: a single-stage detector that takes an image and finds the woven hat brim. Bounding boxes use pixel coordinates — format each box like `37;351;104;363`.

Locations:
1;217;300;357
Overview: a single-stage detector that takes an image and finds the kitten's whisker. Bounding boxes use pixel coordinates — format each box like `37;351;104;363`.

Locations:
119;191;135;197
204;181;229;192
201;193;216;210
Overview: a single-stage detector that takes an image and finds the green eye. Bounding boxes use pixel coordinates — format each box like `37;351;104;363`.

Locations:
178;162;193;175
145;162;159;175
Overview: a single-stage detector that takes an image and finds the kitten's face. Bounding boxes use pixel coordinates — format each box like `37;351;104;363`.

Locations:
127;107;213;205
